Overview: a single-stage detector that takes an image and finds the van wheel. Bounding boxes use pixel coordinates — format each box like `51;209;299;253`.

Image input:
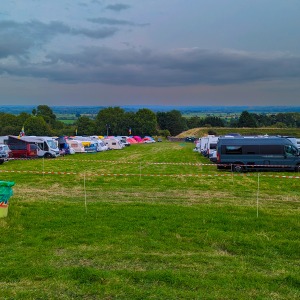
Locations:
295;164;300;172
232;163;244;173
44;153;52;158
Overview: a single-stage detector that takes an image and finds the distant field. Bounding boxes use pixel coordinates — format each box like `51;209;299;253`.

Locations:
0;142;299;299
59;119;75;125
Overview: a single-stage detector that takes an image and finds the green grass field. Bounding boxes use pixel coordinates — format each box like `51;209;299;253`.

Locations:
0;142;299;299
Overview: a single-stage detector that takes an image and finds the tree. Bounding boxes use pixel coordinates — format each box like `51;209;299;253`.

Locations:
134;109;157;136
157;110;187;136
0;113;20;135
36;105;56;127
17;112;32;127
186;116;202;129
95;107;127;136
24;116;52;136
238;111;258;128
202;116;225;127
75;116;96;135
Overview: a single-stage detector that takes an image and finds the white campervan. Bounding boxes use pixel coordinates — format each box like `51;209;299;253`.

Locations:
200;135;218;157
89;136;109;151
21;136;60;158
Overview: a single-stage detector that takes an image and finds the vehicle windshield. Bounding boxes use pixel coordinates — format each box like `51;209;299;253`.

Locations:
285;145;298;156
47;140;57;149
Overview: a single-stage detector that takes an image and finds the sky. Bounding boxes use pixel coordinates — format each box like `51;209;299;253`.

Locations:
0;0;300;107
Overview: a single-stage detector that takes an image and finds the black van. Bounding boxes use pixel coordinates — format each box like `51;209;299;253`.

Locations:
216;137;300;172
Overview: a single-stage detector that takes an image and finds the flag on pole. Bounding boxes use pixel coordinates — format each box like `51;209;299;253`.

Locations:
129;127;132;135
19;125;25;137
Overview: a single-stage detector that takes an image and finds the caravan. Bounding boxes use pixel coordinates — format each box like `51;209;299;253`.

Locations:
103;138;124;150
66;139;86;153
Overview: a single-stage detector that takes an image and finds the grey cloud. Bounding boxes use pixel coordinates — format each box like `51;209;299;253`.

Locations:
91;0;103;4
0;20;118;58
88;17;149;27
2;47;300;87
105;3;131;12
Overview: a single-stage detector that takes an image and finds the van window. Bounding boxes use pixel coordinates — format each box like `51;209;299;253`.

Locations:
9;144;27;150
260;145;283;155
243;145;259;154
210;143;217;150
223;145;242;154
30;144;38;151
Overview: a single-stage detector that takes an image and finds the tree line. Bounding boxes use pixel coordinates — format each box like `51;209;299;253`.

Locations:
0;105;299;137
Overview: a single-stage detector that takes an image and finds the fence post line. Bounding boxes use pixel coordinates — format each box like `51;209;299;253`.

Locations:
256;173;260;218
84;172;87;214
42;157;45;177
139;162;142;183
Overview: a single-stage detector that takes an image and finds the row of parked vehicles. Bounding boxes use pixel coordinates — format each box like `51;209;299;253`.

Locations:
194;134;300;172
0;135;157;163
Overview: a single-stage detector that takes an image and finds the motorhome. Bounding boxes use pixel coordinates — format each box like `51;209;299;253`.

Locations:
200;135;219;157
193;138;201;152
0;144;10;164
115;136;131;147
0;144;11;158
21;136;60;158
216;137;300;172
89;136;109;151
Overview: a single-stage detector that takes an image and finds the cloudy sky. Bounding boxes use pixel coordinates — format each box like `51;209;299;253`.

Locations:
1;0;300;106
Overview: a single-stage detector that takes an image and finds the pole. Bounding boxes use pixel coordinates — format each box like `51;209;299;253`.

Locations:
256;173;260;218
84;172;87;214
139;162;142;183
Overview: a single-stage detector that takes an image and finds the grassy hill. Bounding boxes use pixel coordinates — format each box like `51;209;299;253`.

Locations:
0;142;299;299
176;127;300;138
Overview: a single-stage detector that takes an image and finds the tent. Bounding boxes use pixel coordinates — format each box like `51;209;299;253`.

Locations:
133;136;142;143
127;137;138;144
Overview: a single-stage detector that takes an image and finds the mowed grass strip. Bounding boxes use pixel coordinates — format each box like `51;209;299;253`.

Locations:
0;142;299;299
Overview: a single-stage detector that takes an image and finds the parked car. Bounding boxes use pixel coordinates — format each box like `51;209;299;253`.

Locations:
185;137;196;143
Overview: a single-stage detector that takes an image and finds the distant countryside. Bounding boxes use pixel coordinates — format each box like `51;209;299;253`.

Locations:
0;105;299;138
